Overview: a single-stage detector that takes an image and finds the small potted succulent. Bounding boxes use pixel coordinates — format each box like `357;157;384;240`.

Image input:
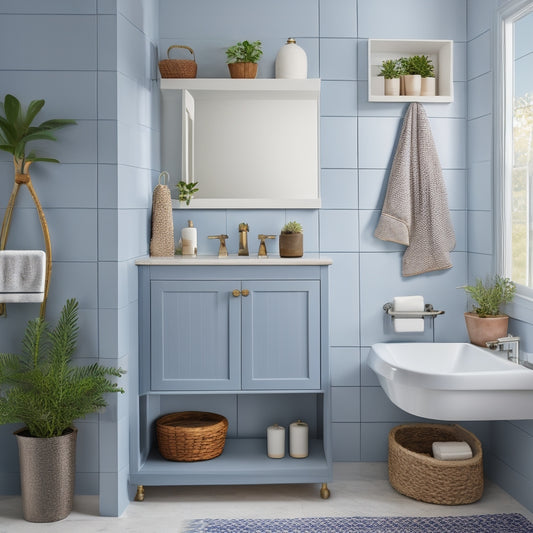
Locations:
225;40;263;79
398;56;422;96
279;221;303;258
410;54;435;96
378;59;401;96
462;275;516;346
176;180;199;206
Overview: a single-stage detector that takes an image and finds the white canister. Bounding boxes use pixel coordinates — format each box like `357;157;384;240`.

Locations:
289;419;308;458
267;424;286;458
181;220;197;256
275;38;307;79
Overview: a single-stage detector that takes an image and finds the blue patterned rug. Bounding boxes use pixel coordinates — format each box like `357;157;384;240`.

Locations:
185;513;533;532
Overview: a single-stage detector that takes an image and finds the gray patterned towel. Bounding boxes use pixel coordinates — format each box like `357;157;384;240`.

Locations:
374;102;455;276
0;250;45;302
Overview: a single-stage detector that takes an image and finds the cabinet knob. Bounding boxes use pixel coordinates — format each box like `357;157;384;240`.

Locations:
241;289;250;297
232;289;241;297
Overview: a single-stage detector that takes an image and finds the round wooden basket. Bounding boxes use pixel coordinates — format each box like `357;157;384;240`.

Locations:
156;411;228;462
159;45;197;78
388;423;483;505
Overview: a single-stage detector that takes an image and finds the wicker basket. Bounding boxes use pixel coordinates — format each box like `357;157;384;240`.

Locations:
388;423;483;505
159;45;197;78
156;411;228;462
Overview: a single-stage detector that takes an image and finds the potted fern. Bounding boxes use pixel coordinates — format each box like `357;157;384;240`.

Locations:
225;40;263;78
0;299;125;522
279;221;303;258
462;275;516;346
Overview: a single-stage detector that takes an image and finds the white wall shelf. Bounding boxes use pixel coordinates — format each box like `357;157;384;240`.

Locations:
368;39;454;103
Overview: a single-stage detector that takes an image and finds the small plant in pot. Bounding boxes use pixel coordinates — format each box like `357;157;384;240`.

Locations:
410;54;435;96
176;180;199;206
0;299;125;522
462;275;516;347
225;40;263;79
378;59;401;96
279;221;303;258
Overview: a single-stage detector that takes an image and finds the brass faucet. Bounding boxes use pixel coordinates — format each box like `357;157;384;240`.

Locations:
257;234;276;257
238;223;249;256
208;234;229;257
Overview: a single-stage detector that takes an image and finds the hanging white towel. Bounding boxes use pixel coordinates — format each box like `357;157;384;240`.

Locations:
374;103;456;276
0;250;46;303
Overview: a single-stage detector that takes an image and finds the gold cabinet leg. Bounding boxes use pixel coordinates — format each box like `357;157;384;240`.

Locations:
320;482;330;499
134;485;145;501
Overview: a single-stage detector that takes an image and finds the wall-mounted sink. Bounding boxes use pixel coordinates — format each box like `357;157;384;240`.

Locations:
368;343;533;420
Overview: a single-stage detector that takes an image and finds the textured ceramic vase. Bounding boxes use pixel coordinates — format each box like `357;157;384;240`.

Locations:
15;427;78;522
421;76;436;96
384;78;400;96
228;62;258;79
464;312;509;347
279;233;303;257
404;74;422;96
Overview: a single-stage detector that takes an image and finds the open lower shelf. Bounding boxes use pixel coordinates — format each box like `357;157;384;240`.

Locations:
130;438;330;486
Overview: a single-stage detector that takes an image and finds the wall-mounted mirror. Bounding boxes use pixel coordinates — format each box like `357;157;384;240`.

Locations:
160;79;320;209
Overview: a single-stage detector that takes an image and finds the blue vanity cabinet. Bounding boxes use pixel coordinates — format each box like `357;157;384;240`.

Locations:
131;258;332;499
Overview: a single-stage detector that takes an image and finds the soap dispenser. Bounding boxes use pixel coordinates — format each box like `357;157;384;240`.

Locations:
181;220;197;256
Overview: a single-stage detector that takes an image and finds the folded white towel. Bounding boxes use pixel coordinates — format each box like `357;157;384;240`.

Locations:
392;295;424;333
432;441;473;461
0;250;46;303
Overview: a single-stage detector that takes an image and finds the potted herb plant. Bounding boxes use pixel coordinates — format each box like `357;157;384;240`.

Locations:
411;54;436;96
378;59;401;96
279;221;303;258
399;56;422;96
462;275;516;346
0;299;125;522
176;180;199;206
225;40;263;79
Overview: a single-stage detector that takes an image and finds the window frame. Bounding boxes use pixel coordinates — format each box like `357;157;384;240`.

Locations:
495;0;533;322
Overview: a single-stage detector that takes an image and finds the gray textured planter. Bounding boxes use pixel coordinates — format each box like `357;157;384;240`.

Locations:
15;427;77;522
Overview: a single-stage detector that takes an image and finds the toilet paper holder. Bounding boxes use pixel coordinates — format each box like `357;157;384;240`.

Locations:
383;302;445;319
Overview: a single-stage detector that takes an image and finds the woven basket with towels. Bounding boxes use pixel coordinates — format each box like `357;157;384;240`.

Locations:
150;171;174;257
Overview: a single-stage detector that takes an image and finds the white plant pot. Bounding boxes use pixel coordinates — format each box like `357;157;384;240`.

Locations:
404;74;421;96
421;76;436;96
384;78;400;96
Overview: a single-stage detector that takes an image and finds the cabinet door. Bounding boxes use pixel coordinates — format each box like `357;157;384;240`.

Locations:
151;281;241;390
241;280;321;390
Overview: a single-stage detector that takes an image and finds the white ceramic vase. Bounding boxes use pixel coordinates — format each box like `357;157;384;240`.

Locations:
384;78;400;96
404;74;421;96
275;38;307;79
421;76;436;96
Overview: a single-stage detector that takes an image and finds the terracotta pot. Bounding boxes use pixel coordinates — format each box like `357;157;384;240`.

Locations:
404;74;421;96
15;427;78;522
421;76;436;96
384;78;400;96
464;312;509;347
279;233;303;258
228;62;258;79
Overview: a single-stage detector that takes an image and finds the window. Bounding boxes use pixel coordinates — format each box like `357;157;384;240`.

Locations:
497;0;533;308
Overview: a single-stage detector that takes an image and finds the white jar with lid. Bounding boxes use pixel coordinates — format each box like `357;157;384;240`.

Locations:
181;220;197;256
275;38;307;79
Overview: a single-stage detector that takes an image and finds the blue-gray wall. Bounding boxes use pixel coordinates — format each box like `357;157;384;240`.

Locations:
1;0;532;518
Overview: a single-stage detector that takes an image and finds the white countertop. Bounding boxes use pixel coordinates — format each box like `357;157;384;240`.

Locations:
135;254;332;266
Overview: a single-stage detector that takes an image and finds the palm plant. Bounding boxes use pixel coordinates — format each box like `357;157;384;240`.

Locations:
0;299;125;438
0;94;76;318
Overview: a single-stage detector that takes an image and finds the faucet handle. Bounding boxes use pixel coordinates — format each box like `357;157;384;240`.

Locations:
257;234;276;257
208;234;229;257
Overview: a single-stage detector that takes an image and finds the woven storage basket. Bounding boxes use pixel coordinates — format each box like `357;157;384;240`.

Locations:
156;411;228;462
159;45;197;78
388;423;483;505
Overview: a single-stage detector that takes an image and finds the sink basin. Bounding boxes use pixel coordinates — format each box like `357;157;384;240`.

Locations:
368;343;533;420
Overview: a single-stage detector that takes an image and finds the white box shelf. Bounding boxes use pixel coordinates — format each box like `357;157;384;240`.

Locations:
368;39;453;103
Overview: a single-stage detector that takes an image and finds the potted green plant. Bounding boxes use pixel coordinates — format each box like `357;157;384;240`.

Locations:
0;299;125;522
279;221;303;258
410;54;435;96
176;180;199;206
225;40;263;79
378;59;401;96
399;56;422;96
462;275;516;346
0;94;76;319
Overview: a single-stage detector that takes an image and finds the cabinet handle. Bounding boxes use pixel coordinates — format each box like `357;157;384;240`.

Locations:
232;289;241;297
241;289;250;297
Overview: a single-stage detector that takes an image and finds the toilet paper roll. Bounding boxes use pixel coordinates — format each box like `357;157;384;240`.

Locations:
289;420;308;458
267;424;285;458
392;295;425;333
393;318;424;333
